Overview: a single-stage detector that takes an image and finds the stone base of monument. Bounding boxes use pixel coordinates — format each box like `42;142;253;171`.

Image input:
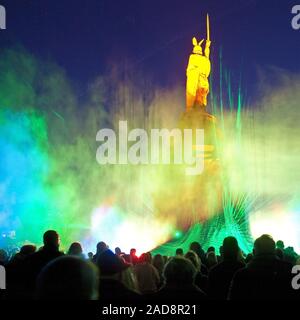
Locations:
154;107;223;229
180;108;222;223
179;107;219;160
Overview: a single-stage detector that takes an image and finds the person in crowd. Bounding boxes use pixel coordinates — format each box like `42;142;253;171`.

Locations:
152;254;165;287
36;256;99;300
5;244;37;298
207;246;221;262
208;236;245;300
185;250;208;293
134;252;160;294
115;247;122;256
190;242;206;263
17;244;36;257
121;260;139;294
276;240;285;251
1;232;299;301
284;246;298;265
67;242;85;259
87;252;94;261
207;246;215;253
229;234;295;300
7;245;36;267
150;256;207;302
130;248;139;265
206;251;218;270
24;230;64;296
122;253;132;264
92;241;108;263
96;249;141;302
175;248;184;256
189;242;208;275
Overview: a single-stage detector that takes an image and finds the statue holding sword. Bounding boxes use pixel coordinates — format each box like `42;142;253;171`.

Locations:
186;14;211;110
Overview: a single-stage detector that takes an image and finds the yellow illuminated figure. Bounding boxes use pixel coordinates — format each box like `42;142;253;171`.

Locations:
186;14;211;110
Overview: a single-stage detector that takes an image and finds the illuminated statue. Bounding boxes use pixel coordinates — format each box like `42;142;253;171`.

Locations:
186;14;211;110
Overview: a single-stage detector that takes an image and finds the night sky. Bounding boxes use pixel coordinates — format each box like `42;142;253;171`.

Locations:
1;0;300;102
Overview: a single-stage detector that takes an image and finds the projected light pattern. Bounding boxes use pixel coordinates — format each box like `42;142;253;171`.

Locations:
0;108;52;243
250;203;300;253
0;49;300;254
84;204;174;254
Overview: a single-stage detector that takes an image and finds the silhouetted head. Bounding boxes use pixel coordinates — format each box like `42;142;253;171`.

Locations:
190;242;202;256
43;230;60;249
20;244;36;256
206;251;218;268
163;257;196;286
36;256;99;300
122;254;131;263
207;246;215;253
254;235;275;256
68;242;83;256
276;240;285;250
185;251;201;270
138;252;151;263
88;252;94;260
96;241;107;255
130;248;136;256
97;249;130;276
115;247;121;255
175;248;184;256
284;246;298;265
222;236;240;260
138;253;146;263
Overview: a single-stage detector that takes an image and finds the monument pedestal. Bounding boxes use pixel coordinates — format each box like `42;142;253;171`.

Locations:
154;107;223;230
179;107;218;161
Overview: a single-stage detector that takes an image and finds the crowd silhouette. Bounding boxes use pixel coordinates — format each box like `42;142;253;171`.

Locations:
0;230;299;300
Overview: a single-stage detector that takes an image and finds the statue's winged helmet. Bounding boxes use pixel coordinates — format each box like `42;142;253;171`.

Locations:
192;37;204;55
